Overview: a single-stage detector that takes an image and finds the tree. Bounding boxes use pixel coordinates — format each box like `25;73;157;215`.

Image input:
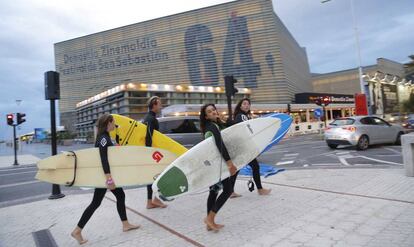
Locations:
405;55;414;71
402;93;414;113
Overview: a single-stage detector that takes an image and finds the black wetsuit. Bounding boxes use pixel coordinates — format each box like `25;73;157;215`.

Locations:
233;112;263;190
77;132;127;229
204;120;235;214
142;110;158;200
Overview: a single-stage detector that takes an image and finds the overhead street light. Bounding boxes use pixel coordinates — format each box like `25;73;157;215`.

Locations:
321;0;369;112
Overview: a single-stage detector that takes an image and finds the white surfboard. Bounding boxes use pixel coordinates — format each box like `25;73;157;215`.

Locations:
36;146;177;188
152;116;289;200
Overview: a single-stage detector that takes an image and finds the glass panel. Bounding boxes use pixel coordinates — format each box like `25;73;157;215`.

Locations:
331;118;356;126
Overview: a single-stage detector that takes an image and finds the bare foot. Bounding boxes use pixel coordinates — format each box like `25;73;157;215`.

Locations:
123;223;140;232
146;201;161;209
230;192;242;198
71;229;88;245
152;197;167;208
203;217;219;232
215;223;224;229
258;188;271;195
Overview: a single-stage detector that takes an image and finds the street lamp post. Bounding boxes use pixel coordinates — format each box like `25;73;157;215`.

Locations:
322;0;369;112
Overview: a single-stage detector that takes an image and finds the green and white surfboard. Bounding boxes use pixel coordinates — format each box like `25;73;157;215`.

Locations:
152;116;287;200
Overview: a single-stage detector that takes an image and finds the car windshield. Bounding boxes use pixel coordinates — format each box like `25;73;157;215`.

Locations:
330;118;355;126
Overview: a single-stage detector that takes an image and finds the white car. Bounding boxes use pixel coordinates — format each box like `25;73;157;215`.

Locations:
325;116;405;150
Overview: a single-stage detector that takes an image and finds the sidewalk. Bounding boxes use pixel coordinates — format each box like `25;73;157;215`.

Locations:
1;167;414;247
0;155;40;168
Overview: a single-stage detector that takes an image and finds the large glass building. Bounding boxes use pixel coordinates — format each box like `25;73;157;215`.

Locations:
55;0;312;132
75;82;250;139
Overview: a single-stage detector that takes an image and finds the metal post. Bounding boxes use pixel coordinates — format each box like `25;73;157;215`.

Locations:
226;95;233;125
13;124;19;166
48;99;65;200
322;0;370;113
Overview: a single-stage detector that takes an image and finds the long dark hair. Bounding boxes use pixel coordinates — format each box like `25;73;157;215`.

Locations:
96;113;113;137
234;98;251;119
200;103;224;133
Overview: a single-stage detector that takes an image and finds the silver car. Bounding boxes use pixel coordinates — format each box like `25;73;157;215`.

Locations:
324;116;405;150
158;116;203;148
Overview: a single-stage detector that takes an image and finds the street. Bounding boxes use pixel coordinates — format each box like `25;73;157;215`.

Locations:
259;134;403;169
0;134;404;208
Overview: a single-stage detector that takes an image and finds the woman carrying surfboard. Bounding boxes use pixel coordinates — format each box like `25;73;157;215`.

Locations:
71;114;139;245
232;98;271;196
200;103;237;232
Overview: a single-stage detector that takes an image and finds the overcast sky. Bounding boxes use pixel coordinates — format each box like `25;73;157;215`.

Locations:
0;0;413;140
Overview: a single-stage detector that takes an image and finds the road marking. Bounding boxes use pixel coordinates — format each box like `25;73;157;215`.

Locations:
338;156;351;166
374;154;402;157
0;166;36;172
311;163;342;166
354;164;373;166
0;170;36;177
311;145;328;149
284;153;299;157
275;160;294;166
0;180;41;189
335;151;350;155
384;147;401;154
357;156;403;166
80;187;93;190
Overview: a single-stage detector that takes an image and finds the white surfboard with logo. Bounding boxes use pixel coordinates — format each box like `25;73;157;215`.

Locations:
152;113;292;200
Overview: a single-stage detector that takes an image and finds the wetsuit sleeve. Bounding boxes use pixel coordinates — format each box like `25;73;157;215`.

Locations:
145;118;155;147
235;114;243;124
97;136;111;174
205;124;231;161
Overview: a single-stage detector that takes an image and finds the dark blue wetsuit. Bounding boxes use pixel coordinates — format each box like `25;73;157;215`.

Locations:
233;112;263;190
77;132;127;228
142;110;158;200
204;120;235;214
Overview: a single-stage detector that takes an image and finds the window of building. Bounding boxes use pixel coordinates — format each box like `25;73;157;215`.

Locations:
129;92;147;97
129;99;147;105
130;106;147;113
205;93;215;99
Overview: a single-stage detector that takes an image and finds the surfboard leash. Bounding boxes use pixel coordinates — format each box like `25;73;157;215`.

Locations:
66;151;78;187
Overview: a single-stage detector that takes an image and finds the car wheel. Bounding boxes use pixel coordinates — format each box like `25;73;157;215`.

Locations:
328;143;338;149
356;135;369;150
394;132;403;145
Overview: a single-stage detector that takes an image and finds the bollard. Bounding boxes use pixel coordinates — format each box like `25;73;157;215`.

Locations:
402;133;414;177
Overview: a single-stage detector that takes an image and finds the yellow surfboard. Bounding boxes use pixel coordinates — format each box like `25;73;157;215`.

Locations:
110;114;187;156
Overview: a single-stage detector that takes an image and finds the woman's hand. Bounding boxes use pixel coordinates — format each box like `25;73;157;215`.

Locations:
226;160;237;176
105;174;116;190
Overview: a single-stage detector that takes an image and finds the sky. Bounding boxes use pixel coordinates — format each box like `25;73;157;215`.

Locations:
0;0;413;140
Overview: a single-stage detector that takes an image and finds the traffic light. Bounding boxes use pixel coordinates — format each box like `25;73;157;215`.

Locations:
314;96;331;107
17;113;26;125
6;114;14;126
322;96;331;106
287;103;291;113
224;75;238;97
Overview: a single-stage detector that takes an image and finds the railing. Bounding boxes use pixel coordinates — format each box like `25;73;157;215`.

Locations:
287;122;325;136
